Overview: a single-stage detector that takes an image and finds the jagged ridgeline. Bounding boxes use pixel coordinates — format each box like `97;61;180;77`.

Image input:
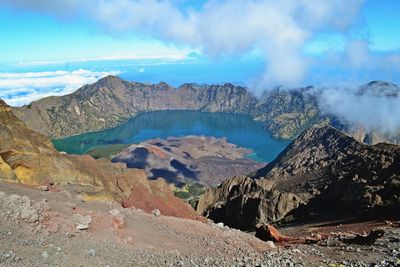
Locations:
12;76;400;145
197;125;400;230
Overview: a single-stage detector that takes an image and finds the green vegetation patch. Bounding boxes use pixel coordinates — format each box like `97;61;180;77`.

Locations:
87;144;131;159
173;182;206;200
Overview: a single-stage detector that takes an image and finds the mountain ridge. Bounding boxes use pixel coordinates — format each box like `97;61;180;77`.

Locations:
196;125;400;230
11;76;400;145
13;75;257;139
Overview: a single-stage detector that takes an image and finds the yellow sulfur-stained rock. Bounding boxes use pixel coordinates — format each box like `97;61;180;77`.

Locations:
0;99;200;221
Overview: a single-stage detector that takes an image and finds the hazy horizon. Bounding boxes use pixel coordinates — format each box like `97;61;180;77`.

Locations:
0;0;399;106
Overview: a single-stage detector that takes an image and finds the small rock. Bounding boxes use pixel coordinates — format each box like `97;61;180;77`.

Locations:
152;209;161;217
56;247;62;252
73;214;91;230
76;224;89;230
65;201;76;209
41;251;49;259
76;195;86;202
87;249;96;257
266;241;276;249
109;209;120;216
255;224;291;242
292;249;301;253
216;222;225;229
110;209;126;229
37;185;49;192
123;236;134;245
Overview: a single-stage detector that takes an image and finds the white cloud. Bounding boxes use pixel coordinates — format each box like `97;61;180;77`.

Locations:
91;0;364;86
318;84;400;134
0;69;118;106
16;53;189;66
320;40;400;75
0;0;365;87
346;40;371;68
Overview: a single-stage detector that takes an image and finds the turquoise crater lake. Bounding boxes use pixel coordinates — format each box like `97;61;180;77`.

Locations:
53;111;290;162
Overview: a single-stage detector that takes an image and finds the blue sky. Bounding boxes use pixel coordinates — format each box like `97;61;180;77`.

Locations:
0;0;398;61
0;0;399;106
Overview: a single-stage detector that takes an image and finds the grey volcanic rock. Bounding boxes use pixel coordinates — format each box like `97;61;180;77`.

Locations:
253;86;320;139
13;76;257;139
197;125;400;230
111;136;265;187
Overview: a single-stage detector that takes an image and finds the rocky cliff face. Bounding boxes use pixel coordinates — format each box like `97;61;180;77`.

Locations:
197;125;400;230
253;87;321;139
0;99;199;219
12;76;257;139
12;76;400;145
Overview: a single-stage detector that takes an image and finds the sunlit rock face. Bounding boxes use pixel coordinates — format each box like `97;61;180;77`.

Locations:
0;99;200;220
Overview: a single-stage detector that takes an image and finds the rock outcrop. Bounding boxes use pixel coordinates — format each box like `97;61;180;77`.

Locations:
0;99;199;220
112;136;264;187
254;86;320;139
197;125;400;230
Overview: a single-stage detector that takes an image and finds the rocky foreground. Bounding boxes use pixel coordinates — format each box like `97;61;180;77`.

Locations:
2;88;400;266
1;181;400;267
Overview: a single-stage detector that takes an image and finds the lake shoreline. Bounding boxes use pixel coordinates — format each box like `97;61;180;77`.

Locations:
53;110;290;162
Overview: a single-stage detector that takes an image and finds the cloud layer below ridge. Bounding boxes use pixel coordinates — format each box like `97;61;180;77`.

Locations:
0;69;117;106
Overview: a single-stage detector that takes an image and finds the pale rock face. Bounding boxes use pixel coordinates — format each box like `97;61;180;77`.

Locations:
0;191;41;223
74;105;81;116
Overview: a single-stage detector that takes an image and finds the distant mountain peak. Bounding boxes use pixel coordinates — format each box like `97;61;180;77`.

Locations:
100;74;121;81
95;75;124;87
156;81;171;88
359;80;400;97
77;75;126;95
366;80;397;87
